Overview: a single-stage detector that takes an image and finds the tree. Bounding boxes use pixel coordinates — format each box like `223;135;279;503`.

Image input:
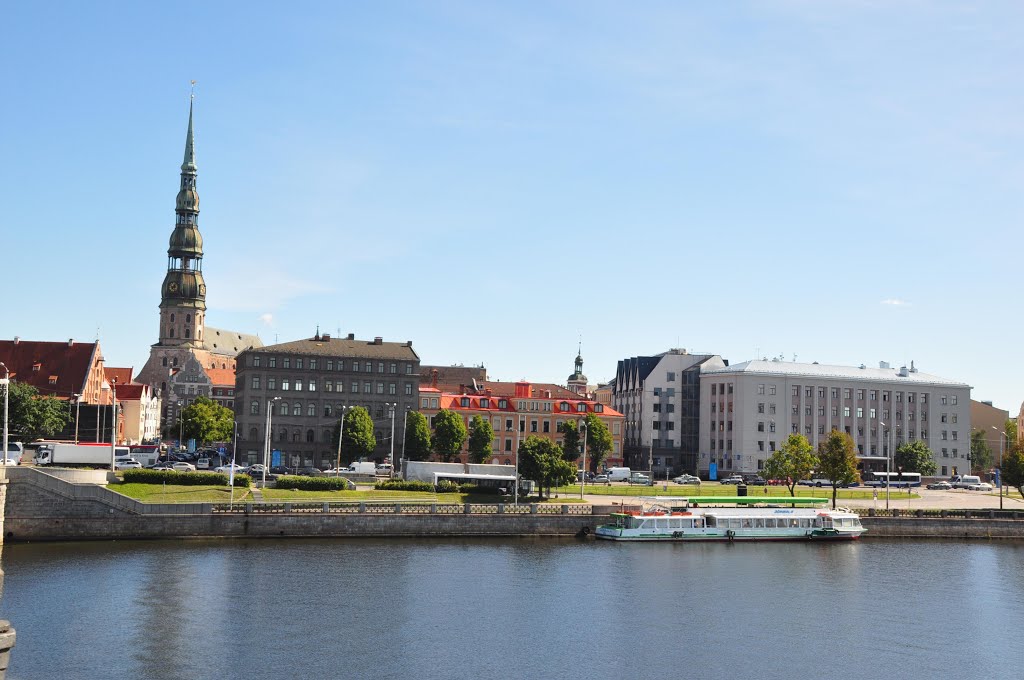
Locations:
4;380;72;442
517;435;575;498
894;440;937;477
403;411;432;462
583;413;613;474
467;415;494;464
762;433;818;497
1001;443;1024;500
432;409;467;463
817;430;859;509
341;406;376;461
180;396;233;444
561;419;581;461
970;430;993;475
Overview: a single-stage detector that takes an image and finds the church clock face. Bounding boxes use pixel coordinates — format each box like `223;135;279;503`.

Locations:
199;284;206;295
168;281;179;293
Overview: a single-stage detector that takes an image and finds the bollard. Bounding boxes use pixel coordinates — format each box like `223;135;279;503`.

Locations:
430;503;437;514
245;503;253;514
322;502;329;513
464;503;472;515
284;503;292;513
497;504;504;514
530;503;538;514
561;505;569;514
394;503;401;514
359;501;366;513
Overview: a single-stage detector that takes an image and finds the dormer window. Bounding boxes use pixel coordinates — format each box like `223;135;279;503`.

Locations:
461;397;470;407
32;363;41;372
498;399;507;409
559;402;570;412
594;404;604;413
576;403;586;412
481;398;489;408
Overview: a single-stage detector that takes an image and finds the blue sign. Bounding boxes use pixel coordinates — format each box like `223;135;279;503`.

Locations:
995;469;1001;488
709;463;718;481
271;449;281;467
218;446;226;454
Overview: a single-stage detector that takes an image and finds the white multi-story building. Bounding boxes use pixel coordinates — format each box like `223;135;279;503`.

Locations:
699;359;972;479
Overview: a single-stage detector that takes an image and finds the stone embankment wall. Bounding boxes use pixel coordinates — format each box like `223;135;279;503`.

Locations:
6;468;1024;542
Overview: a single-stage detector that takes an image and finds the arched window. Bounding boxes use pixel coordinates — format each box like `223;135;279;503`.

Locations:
185;328;190;338
249;427;258;440
250;401;259;415
324;404;332;417
376;406;384;419
169;328;174;338
162;357;168;367
292;430;301;442
173;358;178;366
306;429;315;443
307;403;316;417
161;382;166;391
186;314;191;324
170;313;175;322
504;458;512;465
293;403;301;416
322;429;332;442
279;402;288;416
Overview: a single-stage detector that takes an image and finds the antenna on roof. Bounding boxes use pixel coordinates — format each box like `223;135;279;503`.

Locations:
190;79;196;100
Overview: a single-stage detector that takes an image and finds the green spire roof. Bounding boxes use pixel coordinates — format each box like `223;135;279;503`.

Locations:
181;100;197;173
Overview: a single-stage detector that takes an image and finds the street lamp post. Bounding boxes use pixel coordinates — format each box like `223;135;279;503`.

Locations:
109;378;118;472
388;403;397;470
880;421;893;511
992;426;1004;510
514;413;523;505
1;362;9;469
73;393;82;444
262;396;281;488
579;418;588;500
400;406;410;476
334;406;349;475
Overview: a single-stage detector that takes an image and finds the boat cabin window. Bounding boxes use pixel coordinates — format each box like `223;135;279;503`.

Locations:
753;518;765;528
706;517;717;528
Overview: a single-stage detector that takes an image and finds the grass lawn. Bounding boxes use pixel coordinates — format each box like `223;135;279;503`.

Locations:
112;483;254;504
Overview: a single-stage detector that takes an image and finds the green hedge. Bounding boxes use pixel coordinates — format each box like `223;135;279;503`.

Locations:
122;469;251;488
375;479;435;492
274;475;353;491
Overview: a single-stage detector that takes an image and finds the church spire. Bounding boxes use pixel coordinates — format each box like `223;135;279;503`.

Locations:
181;81;197;173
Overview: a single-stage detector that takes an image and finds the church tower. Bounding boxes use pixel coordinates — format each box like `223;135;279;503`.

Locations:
158;100;207;347
567;343;589;396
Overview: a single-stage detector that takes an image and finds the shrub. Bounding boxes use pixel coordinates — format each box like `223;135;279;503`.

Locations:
435;479;460;493
374;481;434;491
122;469;251;487
274;475;353;491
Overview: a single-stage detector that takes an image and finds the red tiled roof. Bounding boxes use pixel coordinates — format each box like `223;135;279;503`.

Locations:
206;367;236;387
113;384;147;401
434;381;581;400
104;367;134;386
0;339;99;399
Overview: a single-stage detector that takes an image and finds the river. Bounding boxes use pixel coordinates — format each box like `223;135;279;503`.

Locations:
1;538;1022;679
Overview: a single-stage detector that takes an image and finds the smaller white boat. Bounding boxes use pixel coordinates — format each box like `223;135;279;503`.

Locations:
595;496;866;542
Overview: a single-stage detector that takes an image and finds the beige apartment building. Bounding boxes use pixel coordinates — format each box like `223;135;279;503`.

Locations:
700;359;972;479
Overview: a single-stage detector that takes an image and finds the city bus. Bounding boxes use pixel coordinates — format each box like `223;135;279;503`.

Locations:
864;471;921;488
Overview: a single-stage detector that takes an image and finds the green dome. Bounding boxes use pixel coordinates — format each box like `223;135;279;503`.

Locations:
176;186;200;212
169;225;203;256
161;270;207;305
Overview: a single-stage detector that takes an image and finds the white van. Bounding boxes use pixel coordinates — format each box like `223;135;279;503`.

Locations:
196;458;212;470
606;467;631;482
950;475;981;489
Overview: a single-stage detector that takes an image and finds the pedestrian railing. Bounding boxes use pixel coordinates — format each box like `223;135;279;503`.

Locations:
856;508;1024;520
211;501;597;515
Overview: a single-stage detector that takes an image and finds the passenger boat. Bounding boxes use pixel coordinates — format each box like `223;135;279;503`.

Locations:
594;496;866;542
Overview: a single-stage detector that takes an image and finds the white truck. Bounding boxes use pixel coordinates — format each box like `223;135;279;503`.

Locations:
346;461;376;474
949;475;982;489
606;467;632;482
34;443;129;467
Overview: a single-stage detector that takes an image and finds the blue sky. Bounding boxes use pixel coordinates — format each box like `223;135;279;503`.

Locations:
3;2;1022;412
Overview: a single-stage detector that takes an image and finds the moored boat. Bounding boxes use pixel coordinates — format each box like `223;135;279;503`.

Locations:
594;496;866;542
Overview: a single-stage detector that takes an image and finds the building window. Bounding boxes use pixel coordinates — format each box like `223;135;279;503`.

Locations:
857;407;864;418
250;401;259;415
844;406;850;417
352;362;359;372
758;403;765;414
365;361;372;372
351;381;359;393
757;384;765;395
364;382;371;394
280;402;288;416
325;404;332;417
310;360;317;370
389;383;397;395
296;359;303;370
293;403;301;416
309;380;316;391
283;358;291;369
307;403;316;416
252;376;260;390
769;385;776;396
269;357;276;368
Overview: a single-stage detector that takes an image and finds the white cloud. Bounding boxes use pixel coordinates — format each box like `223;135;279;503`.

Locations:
881;298;910;306
258;313;274;326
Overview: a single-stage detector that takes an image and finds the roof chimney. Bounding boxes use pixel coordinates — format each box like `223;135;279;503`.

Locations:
321;334;331;341
406;341;413;347
13;336;19;344
373;337;383;345
68;338;74;346
347;333;355;340
431;368;438;389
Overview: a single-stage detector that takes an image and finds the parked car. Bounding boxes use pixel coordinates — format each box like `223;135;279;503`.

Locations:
719;476;744;485
151;465;175;472
246;464;267;475
593;474;610;484
743;476;767;486
215;463;247;474
296;467;322;476
629;473;652;485
672;474;701;485
967;482;994;491
171;462;196;472
115;459;143;470
270;465;290;476
926;481;953;490
577;471;594;482
2;457;20;466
